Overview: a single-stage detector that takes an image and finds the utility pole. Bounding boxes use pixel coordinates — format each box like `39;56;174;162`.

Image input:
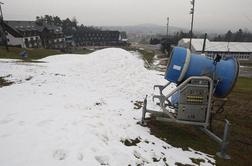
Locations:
166;17;169;38
202;33;207;53
0;1;8;51
189;0;195;50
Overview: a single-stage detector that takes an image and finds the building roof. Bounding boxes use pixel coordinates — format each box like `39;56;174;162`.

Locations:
179;38;252;53
3;22;23;37
5;20;43;31
4;20;63;34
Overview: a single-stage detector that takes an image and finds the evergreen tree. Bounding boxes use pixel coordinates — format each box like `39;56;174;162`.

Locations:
225;30;233;42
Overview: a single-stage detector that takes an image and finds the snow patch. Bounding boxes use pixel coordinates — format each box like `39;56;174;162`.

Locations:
0;48;215;166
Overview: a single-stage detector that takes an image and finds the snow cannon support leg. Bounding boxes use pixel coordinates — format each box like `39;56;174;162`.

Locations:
201;119;231;160
139;82;172;126
216;119;231;159
139;95;148;126
152;82;171;107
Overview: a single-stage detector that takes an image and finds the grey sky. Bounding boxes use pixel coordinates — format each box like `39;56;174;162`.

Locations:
2;0;252;33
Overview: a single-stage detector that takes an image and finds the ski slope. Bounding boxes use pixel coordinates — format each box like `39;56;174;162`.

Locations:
0;48;215;166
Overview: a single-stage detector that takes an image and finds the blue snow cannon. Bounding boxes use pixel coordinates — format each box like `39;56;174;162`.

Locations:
165;47;239;98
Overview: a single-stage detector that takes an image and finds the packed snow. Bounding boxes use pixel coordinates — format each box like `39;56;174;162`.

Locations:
0;48;215;166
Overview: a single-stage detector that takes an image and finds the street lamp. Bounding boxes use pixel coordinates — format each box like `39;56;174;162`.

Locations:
0;1;8;51
189;0;195;50
167;17;169;38
0;2;4;18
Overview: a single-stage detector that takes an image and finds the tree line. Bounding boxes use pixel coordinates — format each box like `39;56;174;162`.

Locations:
35;15;101;35
213;29;252;42
173;29;252;42
150;29;252;46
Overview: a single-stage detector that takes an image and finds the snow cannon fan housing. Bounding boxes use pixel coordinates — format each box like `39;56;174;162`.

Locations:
165;47;239;98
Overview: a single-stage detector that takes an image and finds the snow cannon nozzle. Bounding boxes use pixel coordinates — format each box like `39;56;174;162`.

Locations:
164;47;239;98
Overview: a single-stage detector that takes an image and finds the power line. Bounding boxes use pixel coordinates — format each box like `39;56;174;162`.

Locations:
243;14;252;25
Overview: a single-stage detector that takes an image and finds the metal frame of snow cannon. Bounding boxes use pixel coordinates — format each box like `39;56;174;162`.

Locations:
140;76;231;159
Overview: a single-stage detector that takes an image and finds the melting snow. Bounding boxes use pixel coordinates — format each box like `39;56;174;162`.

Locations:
0;48;215;166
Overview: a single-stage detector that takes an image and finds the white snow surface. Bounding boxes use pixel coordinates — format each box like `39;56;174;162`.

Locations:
0;48;215;166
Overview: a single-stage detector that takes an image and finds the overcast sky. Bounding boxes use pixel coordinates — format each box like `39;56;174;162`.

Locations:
2;0;252;33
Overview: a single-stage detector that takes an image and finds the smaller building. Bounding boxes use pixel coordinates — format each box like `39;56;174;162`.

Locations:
119;31;128;43
178;38;252;61
39;24;65;49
